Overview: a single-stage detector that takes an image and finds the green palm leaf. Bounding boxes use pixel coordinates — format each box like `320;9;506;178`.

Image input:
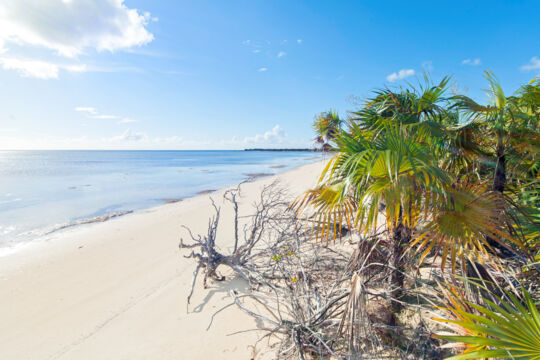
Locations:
436;288;540;359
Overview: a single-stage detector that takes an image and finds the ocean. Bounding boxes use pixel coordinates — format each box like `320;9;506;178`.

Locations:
0;150;320;254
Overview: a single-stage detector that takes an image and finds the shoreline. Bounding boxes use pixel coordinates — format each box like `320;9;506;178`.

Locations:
0;160;326;360
0;157;322;259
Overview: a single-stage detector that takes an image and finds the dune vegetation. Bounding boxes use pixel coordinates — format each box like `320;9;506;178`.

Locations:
182;73;539;359
299;72;539;358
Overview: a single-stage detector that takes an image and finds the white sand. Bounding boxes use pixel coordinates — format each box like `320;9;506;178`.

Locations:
0;160;326;360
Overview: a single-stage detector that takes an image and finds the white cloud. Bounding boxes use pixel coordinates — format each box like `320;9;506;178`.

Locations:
297;39;303;44
92;114;119;119
386;69;415;82
244;125;286;145
0;57;90;79
521;56;540;71
258;67;268;72
243;39;265;55
0;0;154;58
277;51;286;58
118;118;138;124
0;57;55;79
75;107;134;122
112;128;147;142
75;107;97;114
462;58;481;66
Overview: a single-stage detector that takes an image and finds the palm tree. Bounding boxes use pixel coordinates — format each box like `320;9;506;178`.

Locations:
452;72;540;194
451;73;540;258
312;110;343;151
291;74;540;358
296;78;455;310
294;76;526;312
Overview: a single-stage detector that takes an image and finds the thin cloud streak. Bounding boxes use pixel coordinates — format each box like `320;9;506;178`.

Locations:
75;107;136;123
462;58;481;66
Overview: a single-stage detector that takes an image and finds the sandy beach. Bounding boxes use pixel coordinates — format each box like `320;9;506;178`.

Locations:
0;160;326;360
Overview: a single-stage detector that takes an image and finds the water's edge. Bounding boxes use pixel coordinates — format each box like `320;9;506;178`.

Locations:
0;155;322;257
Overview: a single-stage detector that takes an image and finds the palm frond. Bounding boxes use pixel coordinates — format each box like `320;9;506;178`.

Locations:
435;287;540;360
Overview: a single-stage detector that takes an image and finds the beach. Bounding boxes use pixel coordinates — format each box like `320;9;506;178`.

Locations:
0;159;326;360
0;150;318;249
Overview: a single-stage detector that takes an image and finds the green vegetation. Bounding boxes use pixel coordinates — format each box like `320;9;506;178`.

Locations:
313;109;343;151
435;285;540;359
301;73;539;358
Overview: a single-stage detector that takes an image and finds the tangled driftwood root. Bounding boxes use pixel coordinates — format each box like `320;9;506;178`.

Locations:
180;181;294;305
179;182;445;359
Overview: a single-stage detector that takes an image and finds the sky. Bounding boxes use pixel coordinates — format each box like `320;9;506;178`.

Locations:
0;0;539;150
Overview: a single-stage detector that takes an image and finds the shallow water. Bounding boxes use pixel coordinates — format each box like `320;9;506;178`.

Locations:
0;150;319;251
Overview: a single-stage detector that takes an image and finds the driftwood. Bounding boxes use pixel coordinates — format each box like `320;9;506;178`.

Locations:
179;181;292;305
179;182;446;359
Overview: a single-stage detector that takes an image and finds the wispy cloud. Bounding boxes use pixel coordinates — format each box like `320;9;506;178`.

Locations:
0;57;87;79
242;39;263;49
386;69;415;82
75;107;136;123
462;58;481;66
297;39;303;44
277;51;286;58
258;67;268;72
521;56;540;71
75;107;97;114
111;128;148;142
118;118;138;124
92;114;119;120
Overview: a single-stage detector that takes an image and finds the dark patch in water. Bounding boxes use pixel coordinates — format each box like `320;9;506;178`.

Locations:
163;198;183;204
197;189;216;195
244;173;273;180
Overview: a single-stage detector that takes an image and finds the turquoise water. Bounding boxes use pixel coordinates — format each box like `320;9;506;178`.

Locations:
0;150;319;250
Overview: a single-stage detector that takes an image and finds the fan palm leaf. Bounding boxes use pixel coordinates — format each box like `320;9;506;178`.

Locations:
435;288;540;359
412;182;523;271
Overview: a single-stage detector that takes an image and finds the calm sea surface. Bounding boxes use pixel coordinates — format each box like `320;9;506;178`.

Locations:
0;150;319;253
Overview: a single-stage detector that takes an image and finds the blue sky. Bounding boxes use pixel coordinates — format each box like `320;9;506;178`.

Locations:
0;0;538;149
